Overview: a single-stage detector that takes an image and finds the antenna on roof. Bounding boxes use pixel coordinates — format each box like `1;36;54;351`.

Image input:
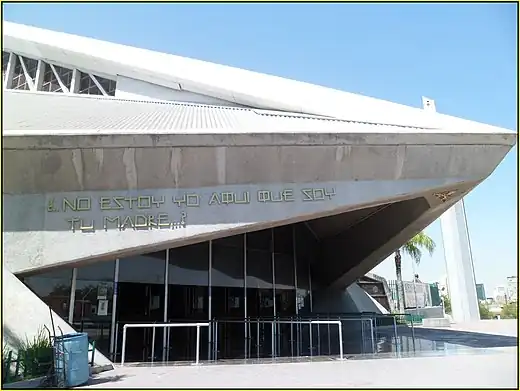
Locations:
421;96;436;112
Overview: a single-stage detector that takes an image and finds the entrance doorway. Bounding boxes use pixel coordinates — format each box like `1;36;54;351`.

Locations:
116;282;165;362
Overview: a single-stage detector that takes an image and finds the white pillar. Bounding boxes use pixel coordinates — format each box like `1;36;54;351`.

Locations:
4;52;16;89
71;68;80;94
440;200;480;322
35;60;45;91
422;97;480;323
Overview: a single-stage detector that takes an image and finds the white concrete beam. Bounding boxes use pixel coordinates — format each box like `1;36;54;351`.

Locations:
34;60;45;91
3;52;16;89
70;68;80;93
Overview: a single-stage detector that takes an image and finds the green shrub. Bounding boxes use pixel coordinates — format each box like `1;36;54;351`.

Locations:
501;302;518;319
479;302;493;319
15;327;53;379
2;344;22;384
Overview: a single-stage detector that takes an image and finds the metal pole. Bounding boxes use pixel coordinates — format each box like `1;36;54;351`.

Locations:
327;323;331;355
208;240;212;361
293;226;298;315
196;325;201;365
151;327;156;363
271;321;275;358
411;317;416;353
337;322;344;360
411;259;419;317
290;322;294;357
114;322;119;362
244;234;248;359
369;319;375;354
271;229;276;316
271;229;277;358
393;316;400;356
68;268;77;324
109;260;119;360
163;250;169;361
167;328;171;361
121;325;127;366
309;322;313;357
214;321;219;361
257;321;260;359
308;260;313;313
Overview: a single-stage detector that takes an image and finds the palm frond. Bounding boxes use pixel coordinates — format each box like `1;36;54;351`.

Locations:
401;231;436;265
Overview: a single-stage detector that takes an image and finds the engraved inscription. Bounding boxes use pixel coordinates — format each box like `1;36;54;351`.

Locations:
46;186;335;233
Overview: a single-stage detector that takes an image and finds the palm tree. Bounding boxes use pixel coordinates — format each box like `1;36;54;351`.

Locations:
394;231;436;313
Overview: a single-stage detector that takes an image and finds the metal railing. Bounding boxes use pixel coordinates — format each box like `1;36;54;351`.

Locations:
212;318;344;360
120;322;210;366
115;314;418;365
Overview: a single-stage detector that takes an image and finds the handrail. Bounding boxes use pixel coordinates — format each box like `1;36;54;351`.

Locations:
212;319;344;360
120;322;210;366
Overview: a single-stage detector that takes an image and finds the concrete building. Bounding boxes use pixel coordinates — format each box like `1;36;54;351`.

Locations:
2;22;516;368
494;286;508;305
506;276;517;303
476;283;487;302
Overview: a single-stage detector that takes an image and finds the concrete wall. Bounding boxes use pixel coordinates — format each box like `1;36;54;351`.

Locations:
2;268;113;370
312;283;387;314
115;75;243;107
4;178;461;276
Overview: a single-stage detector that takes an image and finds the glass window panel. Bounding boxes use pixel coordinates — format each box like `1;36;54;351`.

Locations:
20;56;38;81
168;242;208;286
54;65;73;90
274;225;293;255
24;268;73;319
73;277;114;358
246;249;272;290
79;71;103;95
96;75;117;96
296;253;310;291
12;58;29;91
42;64;62;93
119;251;166;284
274;253;294;289
77;260;115;281
3;51;10;80
246;229;272;251
214;234;242;249
212;236;244;288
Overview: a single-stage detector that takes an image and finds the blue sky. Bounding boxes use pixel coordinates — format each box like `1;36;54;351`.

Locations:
3;2;518;295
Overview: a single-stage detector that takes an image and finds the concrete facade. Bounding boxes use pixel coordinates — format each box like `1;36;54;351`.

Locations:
2;22;516;368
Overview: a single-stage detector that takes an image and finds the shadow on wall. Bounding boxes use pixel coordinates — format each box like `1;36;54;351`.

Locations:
312;283;386;314
378;326;519;349
2;324;25;353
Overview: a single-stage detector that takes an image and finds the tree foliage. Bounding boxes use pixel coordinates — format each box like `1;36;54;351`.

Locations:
478;302;493;319
401;231;436;265
394;231;436;313
501;302;518;319
442;295;452;314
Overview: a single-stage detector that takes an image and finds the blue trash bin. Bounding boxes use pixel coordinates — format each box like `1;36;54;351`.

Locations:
54;333;90;387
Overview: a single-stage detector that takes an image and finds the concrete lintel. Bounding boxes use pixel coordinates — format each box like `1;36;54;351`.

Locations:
3;132;517;151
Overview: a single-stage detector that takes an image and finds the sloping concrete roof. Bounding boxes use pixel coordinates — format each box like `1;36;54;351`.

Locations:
3;21;516;137
4;91;516;151
5;90;431;134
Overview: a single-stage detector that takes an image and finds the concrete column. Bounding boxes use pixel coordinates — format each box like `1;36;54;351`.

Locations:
440;199;480;322
4;52;16;89
34;60;45;91
421;96;480;323
71;68;80;93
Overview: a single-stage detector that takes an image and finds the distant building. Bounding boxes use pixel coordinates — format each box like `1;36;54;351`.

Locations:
476;283;486;301
388;279;432;309
506;276;517;303
494;286;508;305
438;275;449;297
